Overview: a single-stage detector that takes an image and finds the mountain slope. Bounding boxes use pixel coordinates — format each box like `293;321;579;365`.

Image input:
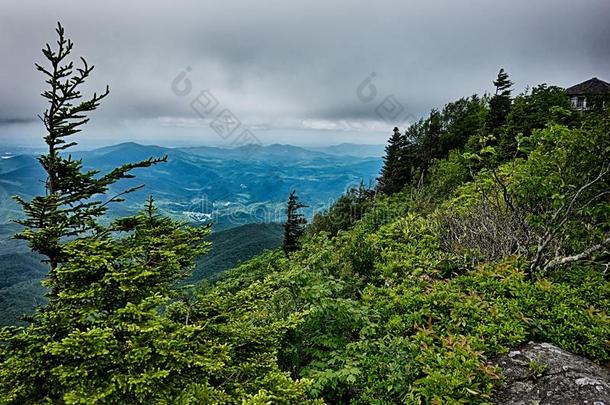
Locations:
188;222;283;283
195;123;610;403
0;224;47;325
0;222;284;325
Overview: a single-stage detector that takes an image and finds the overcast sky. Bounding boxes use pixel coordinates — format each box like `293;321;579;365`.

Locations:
1;0;608;148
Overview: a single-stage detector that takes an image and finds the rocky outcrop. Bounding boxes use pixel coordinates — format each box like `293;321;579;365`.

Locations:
494;342;610;404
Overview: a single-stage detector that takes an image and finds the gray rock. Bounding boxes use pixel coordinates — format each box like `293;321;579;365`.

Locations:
493;342;610;405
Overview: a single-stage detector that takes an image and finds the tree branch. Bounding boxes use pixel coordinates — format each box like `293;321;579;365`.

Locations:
543;236;610;272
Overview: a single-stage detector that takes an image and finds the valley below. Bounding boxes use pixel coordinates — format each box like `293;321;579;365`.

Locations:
0;142;382;325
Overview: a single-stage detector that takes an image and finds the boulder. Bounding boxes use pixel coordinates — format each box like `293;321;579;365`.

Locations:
494;342;610;404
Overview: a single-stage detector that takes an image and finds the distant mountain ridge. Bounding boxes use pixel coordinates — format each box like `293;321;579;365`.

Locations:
307;143;386;158
0;142;383;227
181;143;334;162
182;142;386;159
0;141;382;324
0;142;386;162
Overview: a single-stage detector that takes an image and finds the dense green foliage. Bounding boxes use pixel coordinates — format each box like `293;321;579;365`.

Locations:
181;73;608;403
372;69;589;199
196;116;609;403
308;182;375;237
1;201;315;402
0;223;283;326
0;25;314;403
0;24;608;404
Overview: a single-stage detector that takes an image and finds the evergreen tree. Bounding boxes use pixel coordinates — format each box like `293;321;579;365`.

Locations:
283;190;307;255
486;68;513;131
418;109;443;180
484;68;516;160
13;22;165;297
0;23;313;403
0;199;215;402
377;127;411;194
493;68;513;96
400;134;416;188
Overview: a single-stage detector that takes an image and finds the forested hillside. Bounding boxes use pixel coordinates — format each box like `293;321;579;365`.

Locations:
189;222;283;283
0;222;283;326
175;77;609;402
0;223;46;326
0;24;608;404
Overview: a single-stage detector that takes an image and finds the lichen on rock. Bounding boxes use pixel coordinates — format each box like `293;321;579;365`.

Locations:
494;342;610;404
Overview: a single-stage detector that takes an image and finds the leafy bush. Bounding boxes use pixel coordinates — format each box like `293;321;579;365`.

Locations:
194;110;610;403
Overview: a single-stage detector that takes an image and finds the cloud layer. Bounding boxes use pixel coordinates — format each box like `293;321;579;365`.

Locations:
1;0;608;147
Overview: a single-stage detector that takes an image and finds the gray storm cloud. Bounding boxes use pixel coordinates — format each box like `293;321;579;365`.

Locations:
0;0;609;147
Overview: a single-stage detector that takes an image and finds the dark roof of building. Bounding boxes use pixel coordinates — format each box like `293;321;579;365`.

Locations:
566;77;610;96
